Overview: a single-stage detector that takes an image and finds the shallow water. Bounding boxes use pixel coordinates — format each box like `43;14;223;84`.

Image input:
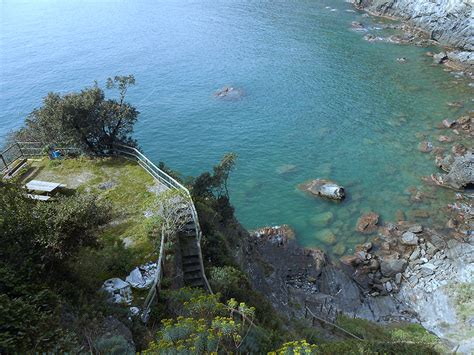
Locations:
1;0;472;256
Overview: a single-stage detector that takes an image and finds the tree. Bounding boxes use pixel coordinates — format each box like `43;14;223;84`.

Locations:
192;153;237;200
12;75;139;154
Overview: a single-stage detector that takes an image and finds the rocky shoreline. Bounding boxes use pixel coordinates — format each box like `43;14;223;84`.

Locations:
238;4;474;350
351;0;473;54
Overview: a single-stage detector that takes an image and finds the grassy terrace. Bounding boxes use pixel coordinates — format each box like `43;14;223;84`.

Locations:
22;156;162;277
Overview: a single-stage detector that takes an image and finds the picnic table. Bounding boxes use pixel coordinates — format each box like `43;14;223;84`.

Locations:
25;179;65;193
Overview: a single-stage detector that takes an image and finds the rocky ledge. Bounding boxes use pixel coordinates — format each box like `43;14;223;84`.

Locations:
352;0;473;53
239;225;416;326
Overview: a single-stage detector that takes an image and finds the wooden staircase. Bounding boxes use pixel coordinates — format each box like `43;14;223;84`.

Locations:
177;204;207;289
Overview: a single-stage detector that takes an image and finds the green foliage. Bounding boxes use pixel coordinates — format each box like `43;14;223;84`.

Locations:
12;75;139;153
451;282;474;322
209;266;248;299
271;339;318;354
192;152;236;201
34;194;111;260
147;293;255;354
95;335;134;355
0;182;119;352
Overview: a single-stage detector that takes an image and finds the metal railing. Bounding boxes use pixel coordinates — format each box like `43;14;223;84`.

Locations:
110;144;213;295
110;144;204;241
1;141;212;298
0;141;81;173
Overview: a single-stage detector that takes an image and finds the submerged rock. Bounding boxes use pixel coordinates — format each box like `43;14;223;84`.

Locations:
299;179;345;200
214;86;244;100
310;211;334;227
276;164;298;175
418;141;433;153
356;212;379;234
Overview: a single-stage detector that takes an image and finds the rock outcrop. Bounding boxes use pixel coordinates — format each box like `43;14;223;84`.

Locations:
299;179;345;200
352;0;474;53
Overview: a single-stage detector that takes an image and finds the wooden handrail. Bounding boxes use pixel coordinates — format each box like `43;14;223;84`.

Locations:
305;306;363;341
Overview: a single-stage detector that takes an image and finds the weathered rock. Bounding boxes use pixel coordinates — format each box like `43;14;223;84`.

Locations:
401;231;419;246
102;278;133;305
433;151;474;190
299;179;345;200
418;141;433;153
310;211;334;227
438;135;452;143
408;224;423;233
351;21;365;29
252;225;295;245
356;212;379;234
395;273;402;285
433;52;448;64
381;258;408;277
442;119;455;128
317;229;337;245
352;0;474;51
409;247;421;261
341;255;362;266
333;242;346;256
214;86;244;100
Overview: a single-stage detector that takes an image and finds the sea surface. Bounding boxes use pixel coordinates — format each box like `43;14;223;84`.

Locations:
1;0;472;256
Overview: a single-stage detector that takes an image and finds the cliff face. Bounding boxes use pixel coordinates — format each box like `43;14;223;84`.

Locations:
352;0;473;51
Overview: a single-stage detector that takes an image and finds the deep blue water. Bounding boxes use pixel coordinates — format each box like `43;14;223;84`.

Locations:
1;0;472;255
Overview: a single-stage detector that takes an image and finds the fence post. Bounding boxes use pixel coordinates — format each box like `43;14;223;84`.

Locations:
16;142;24;157
0;154;7;171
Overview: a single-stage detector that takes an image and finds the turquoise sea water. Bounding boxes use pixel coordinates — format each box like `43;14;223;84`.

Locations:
1;0;472;255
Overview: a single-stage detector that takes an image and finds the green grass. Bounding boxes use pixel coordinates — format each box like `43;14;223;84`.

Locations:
335;315;443;351
28;156;159;267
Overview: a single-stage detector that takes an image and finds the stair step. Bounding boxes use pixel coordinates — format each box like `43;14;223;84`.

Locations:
183;264;202;273
182;258;200;266
184;273;202;283
181;247;199;257
180;230;197;238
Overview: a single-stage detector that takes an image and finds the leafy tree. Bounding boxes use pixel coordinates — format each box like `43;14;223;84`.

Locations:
192;152;236;200
12;75;139;153
0;183;112;352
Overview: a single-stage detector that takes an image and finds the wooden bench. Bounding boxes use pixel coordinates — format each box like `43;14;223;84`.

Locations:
27;194;51;201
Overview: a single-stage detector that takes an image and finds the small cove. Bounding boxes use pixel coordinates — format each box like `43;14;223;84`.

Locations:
1;0;472;256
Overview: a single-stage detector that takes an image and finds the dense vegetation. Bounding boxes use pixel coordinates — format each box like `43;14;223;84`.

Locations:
0;80;443;353
9;75;138;154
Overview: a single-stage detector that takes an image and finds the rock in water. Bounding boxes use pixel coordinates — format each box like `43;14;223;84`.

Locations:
356;212;379;233
310;211;334;227
433;52;447;64
214;86;244;100
298;179;345;200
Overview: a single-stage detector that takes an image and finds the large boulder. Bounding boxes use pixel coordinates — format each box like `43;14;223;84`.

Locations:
380;258;408;277
433;151;474;190
356;212;379;233
299;179;345;200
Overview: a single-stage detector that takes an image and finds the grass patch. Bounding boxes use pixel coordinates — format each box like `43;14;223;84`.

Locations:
336;315;441;349
29;156;159;261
